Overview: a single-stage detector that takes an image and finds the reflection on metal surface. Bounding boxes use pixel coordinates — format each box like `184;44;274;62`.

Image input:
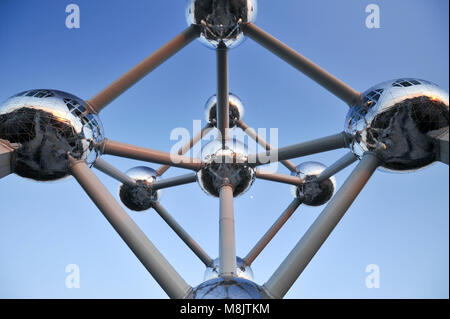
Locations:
345;79;449;171
205;93;244;127
291;162;336;206
188;277;270;299
0;90;104;181
204;257;254;281
197;138;255;197
119;166;160;211
186;0;257;48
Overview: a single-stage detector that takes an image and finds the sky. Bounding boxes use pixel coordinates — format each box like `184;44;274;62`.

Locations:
0;0;448;299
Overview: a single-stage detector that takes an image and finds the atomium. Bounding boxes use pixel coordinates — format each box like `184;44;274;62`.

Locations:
186;0;258;48
118;166;160;211
345;79;449;172
0;89;104;181
291;162;336;206
204;93;245;127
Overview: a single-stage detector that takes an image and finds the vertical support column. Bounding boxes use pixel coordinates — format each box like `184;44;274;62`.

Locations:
217;44;229;144
219;182;236;277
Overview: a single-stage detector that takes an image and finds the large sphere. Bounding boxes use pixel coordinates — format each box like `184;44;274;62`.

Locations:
188;277;270;299
204;257;254;281
345;79;449;171
291;162;336;206
197;138;255;197
119;166;160;211
0;89;104;181
186;0;258;48
205;93;244;128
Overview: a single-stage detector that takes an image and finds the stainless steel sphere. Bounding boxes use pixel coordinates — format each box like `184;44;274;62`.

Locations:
204;257;254;281
186;0;258;48
291;162;336;206
345;79;449;171
0;89;104;181
119;166;160;212
188;277;270;299
197;138;255;197
204;93;245;127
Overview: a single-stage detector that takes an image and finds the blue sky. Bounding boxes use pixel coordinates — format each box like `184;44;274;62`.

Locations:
0;0;448;298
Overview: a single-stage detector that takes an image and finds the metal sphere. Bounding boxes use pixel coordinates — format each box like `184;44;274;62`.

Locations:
188;277;270;299
345;78;449;172
186;0;258;48
291;162;336;206
197;138;255;197
118;166;160;212
204;257;254;281
204;93;245;127
0;89;104;181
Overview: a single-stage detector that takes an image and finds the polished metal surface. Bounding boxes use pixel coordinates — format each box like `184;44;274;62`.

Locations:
197;138;255;197
291;162;336;206
345;79;449;171
0;90;104;181
186;0;257;48
188;277;270;299
205;93;245;128
204;257;254;281
119;166;160;211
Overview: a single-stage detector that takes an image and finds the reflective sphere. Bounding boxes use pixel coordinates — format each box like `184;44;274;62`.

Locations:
186;0;258;48
204;257;254;281
204;93;245;128
119;166;160;211
197;138;255;197
0;89;104;181
345;79;449;171
291;162;336;206
188;277;270;299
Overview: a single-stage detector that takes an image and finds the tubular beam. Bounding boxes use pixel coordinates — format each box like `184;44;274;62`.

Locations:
152;173;197;191
93;157;136;187
316;151;357;183
219;183;237;277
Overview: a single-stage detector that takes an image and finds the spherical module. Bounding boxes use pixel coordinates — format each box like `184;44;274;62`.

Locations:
188;277;270;299
197;138;255;197
204;93;244;127
186;0;258;48
291;162;336;206
118;166;160;212
204;257;254;281
345;79;449;172
0;89;104;181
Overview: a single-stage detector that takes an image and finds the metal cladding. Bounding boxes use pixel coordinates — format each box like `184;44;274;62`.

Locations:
345;79;449;171
204;257;254;281
0;89;104;181
186;0;258;48
187;277;270;299
291;162;336;206
205;93;245;127
119;166;160;211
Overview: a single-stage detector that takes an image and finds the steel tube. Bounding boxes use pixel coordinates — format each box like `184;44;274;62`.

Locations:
219;183;237;277
100;139;203;171
244;198;302;266
255;170;303;186
152;202;213;267
316;151;357;183
248;132;348;166
69;158;191;299
237;120;298;173
217;45;229;142
152;173;197;190
264;153;380;299
93;157;136;187
243;23;362;107
87;25;200;113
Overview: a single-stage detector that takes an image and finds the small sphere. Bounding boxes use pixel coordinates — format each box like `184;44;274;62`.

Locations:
345;78;449;171
204;257;254;281
291;162;336;206
186;0;258;48
0;89;104;181
197;138;255;197
187;277;270;299
119;166;160;212
204;93;245;128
